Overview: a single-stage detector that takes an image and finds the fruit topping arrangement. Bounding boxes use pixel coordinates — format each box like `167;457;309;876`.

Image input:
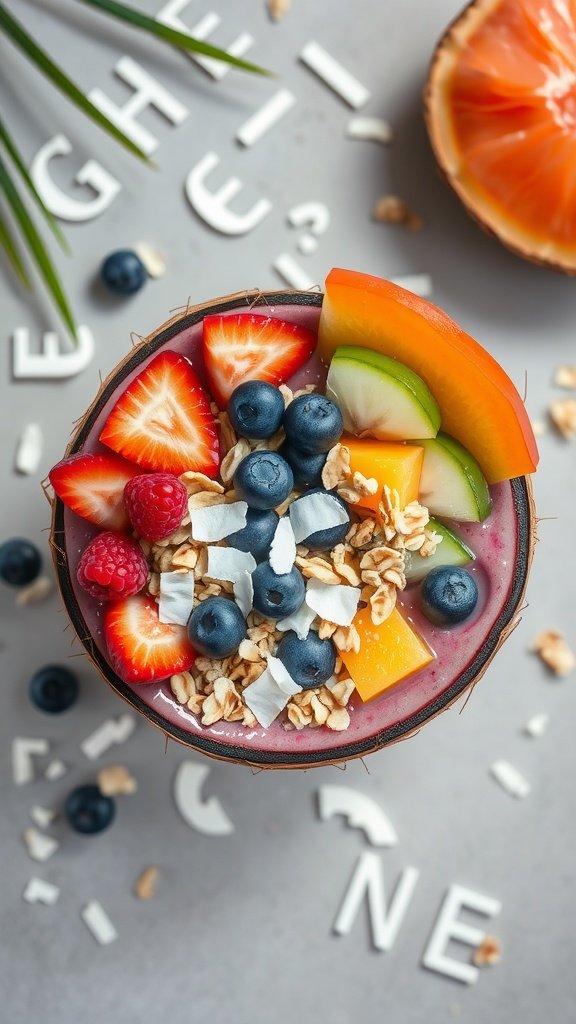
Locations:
49;269;538;735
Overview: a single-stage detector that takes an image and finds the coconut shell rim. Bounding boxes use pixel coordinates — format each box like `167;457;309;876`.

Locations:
49;287;537;770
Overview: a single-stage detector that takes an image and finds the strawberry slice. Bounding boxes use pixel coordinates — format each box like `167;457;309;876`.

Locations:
99;350;219;476
104;593;196;684
49;452;140;531
202;313;316;407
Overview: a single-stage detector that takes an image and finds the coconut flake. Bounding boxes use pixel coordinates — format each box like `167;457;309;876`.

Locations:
206;546;256;582
346;116;393;144
299;41;370;109
81;714;136;761
133;241;166;278
490;760;531;799
190;501;248;543
277;601;316;639
233;570;254;618
12;737;49;785
15;576;53;606
30;805;56;829
523;713;549;738
173;761;235;835
266;654;301;696
23;828;59;862
158;571;194;626
81;901;118;945
23;877;60;906
289;491;349;544
44;759;67;781
269;516;297;574
15;423;43;475
305;578;360;627
243;667;301;728
317;785;399;846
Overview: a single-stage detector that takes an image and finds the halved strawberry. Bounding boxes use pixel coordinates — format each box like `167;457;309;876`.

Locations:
202;314;317;407
104;593;196;684
49;452;140;531
99;350;219;477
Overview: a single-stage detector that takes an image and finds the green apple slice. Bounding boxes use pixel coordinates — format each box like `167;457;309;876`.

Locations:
326;345;440;440
404;518;475;584
414;433;492;521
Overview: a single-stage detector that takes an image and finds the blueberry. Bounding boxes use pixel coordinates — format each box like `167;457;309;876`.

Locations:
421;566;479;625
289;489;351;550
29;665;79;714
283;393;343;454
100;249;147;296
280;442;327;489
0;538;42;586
251;562;305;619
234;451;294;510
277;630;337;688
65;784;115;835
225;508;278;562
187;596;247;658
228;381;285;440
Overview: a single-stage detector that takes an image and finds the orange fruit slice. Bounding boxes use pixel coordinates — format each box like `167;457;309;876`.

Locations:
425;0;576;272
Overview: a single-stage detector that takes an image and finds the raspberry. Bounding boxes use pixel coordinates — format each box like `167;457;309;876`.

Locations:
77;531;148;602
124;473;188;542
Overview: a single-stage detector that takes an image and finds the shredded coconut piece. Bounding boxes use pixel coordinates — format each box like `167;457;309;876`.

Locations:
267;654;299;695
44;759;67;781
159;570;194;626
30;806;56;829
532;630;575;676
81;901;118;945
490;760;530;799
22;877;60;906
15;576;53;606
269;516;297;574
289;491;349;543
523;712;549;738
346;116;393;144
134;242;166;278
23;828;59;862
81;714;136;760
553;365;576;388
277;601;316;639
190;500;248;542
12;737;49;785
233;570;254;618
305;578;361;626
15;422;43;475
206;546;256;582
244;666;301;727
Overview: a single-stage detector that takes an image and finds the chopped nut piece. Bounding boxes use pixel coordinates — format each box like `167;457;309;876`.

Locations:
238;638;263;663
337;486;361;504
532;630;575;676
326;707;350;731
472;936;502;967
134;866;160;901
170;671;198;705
549;398;576;438
96;764;137;796
347;518;377;549
373;194;423;230
352;471;378;496
318;619;338;639
332;624;361;654
179;471;225;497
553;365;576;389
170;544;198;570
296;554;342;585
322;443;351;490
370;583;397;625
268;0;290;19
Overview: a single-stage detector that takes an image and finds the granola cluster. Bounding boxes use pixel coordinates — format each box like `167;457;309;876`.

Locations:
138;385;440;732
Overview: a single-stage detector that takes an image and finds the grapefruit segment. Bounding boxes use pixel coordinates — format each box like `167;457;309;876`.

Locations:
318;268;538;484
425;0;576;270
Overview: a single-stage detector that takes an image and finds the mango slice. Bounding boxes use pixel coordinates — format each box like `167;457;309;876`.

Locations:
345;438;423;513
340;608;434;702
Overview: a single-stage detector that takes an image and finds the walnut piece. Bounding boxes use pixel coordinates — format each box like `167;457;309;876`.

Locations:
373;195;423;231
532;630;575;676
96;764;137;796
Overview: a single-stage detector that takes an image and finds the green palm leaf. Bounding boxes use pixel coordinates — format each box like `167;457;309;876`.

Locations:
0;114;69;253
0;2;151;164
0;153;77;338
0;209;31;289
79;0;271;76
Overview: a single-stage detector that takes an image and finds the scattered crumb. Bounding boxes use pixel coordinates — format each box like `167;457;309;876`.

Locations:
30;805;56;829
531;419;546;437
473;935;502;967
490;760;530;799
523;712;549;738
532;630;575;676
12;737;50;785
81;900;118;945
44;759;67;781
267;0;290;20
553;365;576;389
346;116;393;145
549;398;576;438
23;828;59;862
373;195;423;231
22;877;60;906
97;764;137;796
134;866;160;901
15;576;53;606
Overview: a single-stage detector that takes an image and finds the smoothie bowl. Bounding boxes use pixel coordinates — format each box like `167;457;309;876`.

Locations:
48;269;538;768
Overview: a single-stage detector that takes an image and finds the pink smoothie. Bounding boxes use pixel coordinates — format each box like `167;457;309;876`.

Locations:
57;298;526;761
